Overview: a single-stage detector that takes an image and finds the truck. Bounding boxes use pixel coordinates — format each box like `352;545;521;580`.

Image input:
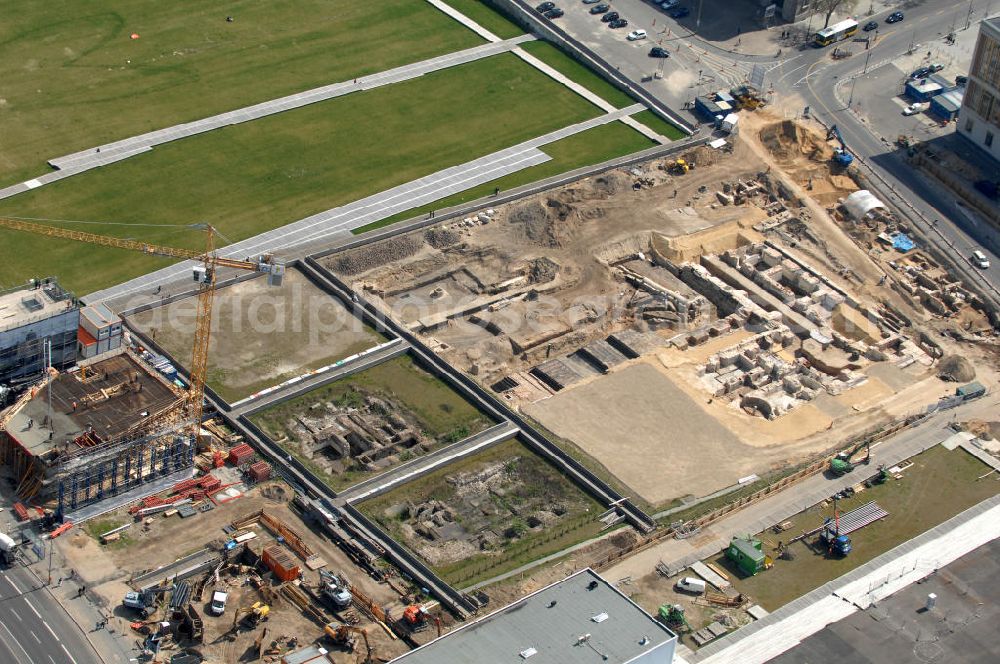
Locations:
0;532;18;565
123;590;154;618
209;590;228;616
319;570;352;610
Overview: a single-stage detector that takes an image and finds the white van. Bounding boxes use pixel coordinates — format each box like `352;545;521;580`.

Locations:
675;577;707;594
971;250;990;269
210;590;228;615
627;29;648;41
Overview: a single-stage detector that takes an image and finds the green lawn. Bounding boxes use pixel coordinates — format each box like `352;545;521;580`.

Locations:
438;0;525;40
0;0;481;186
707;445;1000;613
353;120;657;234
0;54;602;294
518;40;635;109
631;109;688;141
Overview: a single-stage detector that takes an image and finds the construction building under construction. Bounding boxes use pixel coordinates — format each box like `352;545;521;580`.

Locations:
0;353;195;516
0;278;79;387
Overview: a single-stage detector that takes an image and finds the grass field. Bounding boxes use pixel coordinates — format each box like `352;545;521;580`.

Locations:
0;54;603;294
0;0;480;186
438;0;525;39
359;438;605;587
631;109;688;141
707;445;1000;612
353;120;658;234
518;40;635;109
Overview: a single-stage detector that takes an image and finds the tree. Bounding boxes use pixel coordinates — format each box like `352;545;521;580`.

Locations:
814;0;858;29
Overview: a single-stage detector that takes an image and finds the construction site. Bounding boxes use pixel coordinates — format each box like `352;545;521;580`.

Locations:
1;100;999;664
328;112;998;512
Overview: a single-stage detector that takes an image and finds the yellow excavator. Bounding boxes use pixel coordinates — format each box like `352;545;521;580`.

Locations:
666;158;689;175
232;602;270;630
324;622;373;662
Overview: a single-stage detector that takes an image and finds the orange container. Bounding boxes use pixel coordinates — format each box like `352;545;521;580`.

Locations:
263;545;300;582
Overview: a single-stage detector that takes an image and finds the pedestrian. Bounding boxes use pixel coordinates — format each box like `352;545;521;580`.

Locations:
78;585;86;597
494;186;500;197
673;188;678;198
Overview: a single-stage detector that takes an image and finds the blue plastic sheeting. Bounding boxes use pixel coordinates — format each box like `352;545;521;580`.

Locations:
892;233;915;252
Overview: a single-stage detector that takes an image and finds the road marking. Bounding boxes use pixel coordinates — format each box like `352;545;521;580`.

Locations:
29;631;40;644
0;621;31;664
4;575;22;594
42;620;59;642
49;657;56;664
61;643;78;664
10;607;21;621
27;602;41;620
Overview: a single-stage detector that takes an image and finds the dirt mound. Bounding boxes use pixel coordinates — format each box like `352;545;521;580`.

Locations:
507;198;579;248
590;172;630;197
330;235;423;275
424;227;460;249
938;354;976;382
760;119;833;163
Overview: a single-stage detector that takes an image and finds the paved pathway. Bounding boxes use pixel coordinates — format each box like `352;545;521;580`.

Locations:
5;36;536;192
604;398;999;582
83;104;642;305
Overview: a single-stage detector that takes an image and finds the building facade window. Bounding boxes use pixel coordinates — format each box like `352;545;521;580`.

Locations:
966;118;975;132
987;131;995;147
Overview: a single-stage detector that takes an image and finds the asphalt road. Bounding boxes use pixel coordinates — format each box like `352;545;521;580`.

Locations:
0;563;101;664
791;2;1000;304
552;0;1000;306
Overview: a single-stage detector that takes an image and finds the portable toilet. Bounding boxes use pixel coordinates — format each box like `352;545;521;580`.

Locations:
726;535;769;576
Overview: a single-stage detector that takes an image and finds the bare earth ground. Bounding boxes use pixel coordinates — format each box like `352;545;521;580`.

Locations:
57;481;411;662
129;268;384;401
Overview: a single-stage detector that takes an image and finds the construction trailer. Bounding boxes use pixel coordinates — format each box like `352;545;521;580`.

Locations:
726;536;770;576
0;354;193;515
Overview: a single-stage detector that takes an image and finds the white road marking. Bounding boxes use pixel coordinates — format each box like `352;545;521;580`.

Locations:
10;607;21;621
61;643;78;664
42;620;59;642
49;656;56;664
0;621;31;664
29;631;40;644
27;602;42;620
4;575;22;594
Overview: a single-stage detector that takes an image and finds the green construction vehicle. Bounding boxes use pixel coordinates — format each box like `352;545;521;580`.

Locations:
829;440;871;476
658;604;691;632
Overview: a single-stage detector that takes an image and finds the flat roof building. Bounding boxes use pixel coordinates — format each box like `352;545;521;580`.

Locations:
389;569;677;664
0;278;79;385
957;17;1000;161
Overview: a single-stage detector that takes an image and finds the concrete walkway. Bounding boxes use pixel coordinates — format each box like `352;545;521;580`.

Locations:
425;0;668;143
83;105;642;305
604;399;998;582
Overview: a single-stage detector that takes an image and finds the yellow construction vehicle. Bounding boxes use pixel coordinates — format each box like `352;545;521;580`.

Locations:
666;159;689;175
325;622;374;662
232;601;270;630
0;216;285;439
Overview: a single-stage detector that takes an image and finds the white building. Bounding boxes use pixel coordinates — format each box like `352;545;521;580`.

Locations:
0;279;79;385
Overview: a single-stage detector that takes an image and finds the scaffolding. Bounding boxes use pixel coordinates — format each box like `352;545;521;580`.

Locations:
49;427;195;517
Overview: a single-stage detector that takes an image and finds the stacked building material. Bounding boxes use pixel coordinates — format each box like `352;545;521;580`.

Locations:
228;443;254;466
249;461;271;483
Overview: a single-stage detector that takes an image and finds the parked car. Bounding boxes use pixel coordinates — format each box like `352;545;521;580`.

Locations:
886;11;904;23
670;7;690;18
601;11;619;22
661;0;680;9
928;62;944;73
955;75;968;86
902;102;928;115
583;0;602;3
609;18;628;28
649;46;670;58
627;29;647;41
544;7;564;18
209;590;228;616
911;66;931;79
863;20;878;31
536;2;556;11
971;250;991;269
590;3;610;14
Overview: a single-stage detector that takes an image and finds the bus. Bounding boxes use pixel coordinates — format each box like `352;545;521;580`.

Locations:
813;19;859;47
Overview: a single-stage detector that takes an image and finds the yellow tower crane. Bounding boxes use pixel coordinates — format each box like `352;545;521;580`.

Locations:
0;216;285;436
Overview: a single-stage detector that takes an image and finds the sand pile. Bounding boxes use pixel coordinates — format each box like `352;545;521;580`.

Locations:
760;119;833;163
938;354;976;382
330;235;423;275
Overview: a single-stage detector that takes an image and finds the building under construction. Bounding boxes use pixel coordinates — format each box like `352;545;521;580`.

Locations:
0;353;195;517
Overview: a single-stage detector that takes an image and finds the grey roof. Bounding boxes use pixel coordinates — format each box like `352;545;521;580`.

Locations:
390;569;675;664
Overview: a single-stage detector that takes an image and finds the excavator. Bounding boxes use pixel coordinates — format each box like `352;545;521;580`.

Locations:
666;158;690;175
826;125;854;167
400;604;442;637
818;497;852;557
830;440;871;476
657;604;691;632
325;622;374;662
231;601;270;631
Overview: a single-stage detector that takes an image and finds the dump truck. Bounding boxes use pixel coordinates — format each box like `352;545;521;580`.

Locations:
0;532;17;566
